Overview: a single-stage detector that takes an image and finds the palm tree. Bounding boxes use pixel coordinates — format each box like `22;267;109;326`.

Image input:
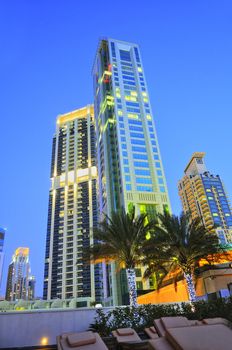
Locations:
143;212;227;303
87;207;155;307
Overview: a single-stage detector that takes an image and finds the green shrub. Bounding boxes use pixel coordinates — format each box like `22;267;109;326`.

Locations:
90;298;232;336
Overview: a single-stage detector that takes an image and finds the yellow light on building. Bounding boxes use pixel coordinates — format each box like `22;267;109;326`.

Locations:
130;91;137;97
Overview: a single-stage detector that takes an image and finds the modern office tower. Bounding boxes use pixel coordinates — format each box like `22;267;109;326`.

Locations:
43;106;102;305
28;275;36;300
0;228;5;290
178;152;232;244
92;38;171;305
5;247;32;301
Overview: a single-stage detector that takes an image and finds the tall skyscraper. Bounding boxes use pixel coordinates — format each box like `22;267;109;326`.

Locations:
178;152;232;244
28;275;36;300
0;227;5;290
92;38;171;305
43;106;102;305
5;247;33;301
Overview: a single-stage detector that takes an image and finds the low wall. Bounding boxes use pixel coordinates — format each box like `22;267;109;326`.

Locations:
0;307;113;348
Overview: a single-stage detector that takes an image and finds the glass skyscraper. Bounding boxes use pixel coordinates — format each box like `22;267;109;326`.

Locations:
5;247;34;301
178;152;232;244
93;38;171;305
43;106;102;305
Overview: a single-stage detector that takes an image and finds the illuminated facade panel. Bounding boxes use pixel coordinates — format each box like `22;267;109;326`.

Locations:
178;152;232;244
43;105;102;305
92;39;171;305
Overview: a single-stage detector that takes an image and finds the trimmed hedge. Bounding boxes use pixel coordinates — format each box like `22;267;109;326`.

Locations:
90;297;232;336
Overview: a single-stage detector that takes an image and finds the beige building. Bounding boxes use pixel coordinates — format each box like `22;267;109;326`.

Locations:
178;152;232;244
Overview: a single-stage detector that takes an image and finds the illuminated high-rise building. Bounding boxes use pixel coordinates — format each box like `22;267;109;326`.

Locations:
0;227;5;290
43;106;102;305
178;152;232;244
93;38;171;305
5;247;33;301
28;275;36;300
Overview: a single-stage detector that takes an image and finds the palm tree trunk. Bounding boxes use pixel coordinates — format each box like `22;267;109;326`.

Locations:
126;268;138;307
184;273;197;303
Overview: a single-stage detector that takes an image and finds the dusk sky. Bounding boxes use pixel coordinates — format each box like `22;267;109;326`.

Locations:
1;0;232;297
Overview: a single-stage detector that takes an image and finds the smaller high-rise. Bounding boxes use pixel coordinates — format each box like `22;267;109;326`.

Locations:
43;106;102;305
178;152;232;244
5;247;34;301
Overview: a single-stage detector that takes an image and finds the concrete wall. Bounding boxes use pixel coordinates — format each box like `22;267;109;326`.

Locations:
0;307;113;348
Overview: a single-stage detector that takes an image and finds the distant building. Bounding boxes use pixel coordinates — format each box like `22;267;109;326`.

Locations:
178;152;232;244
0;228;5;289
5;247;35;301
43;106;102;305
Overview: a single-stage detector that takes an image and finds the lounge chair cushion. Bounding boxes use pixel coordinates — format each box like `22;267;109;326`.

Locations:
59;333;108;350
161;317;190;329
144;327;159;340
187;320;202;326
116;328;135;336
67;332;96;347
148;338;174;350
112;328;141;343
202;317;229;326
166;324;232;350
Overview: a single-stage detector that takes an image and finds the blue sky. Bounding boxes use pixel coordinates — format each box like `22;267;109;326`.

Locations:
0;0;232;297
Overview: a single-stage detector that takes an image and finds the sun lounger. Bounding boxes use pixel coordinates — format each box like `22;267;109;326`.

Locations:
57;331;108;350
153;316;189;337
148;337;174;350
202;317;229;326
149;324;232;350
166;324;232;350
112;327;141;343
144;326;159;339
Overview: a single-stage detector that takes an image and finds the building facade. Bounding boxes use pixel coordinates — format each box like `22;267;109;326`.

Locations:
0;227;5;291
178;152;232;244
5;247;34;301
43;106;102;305
92;38;171;305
